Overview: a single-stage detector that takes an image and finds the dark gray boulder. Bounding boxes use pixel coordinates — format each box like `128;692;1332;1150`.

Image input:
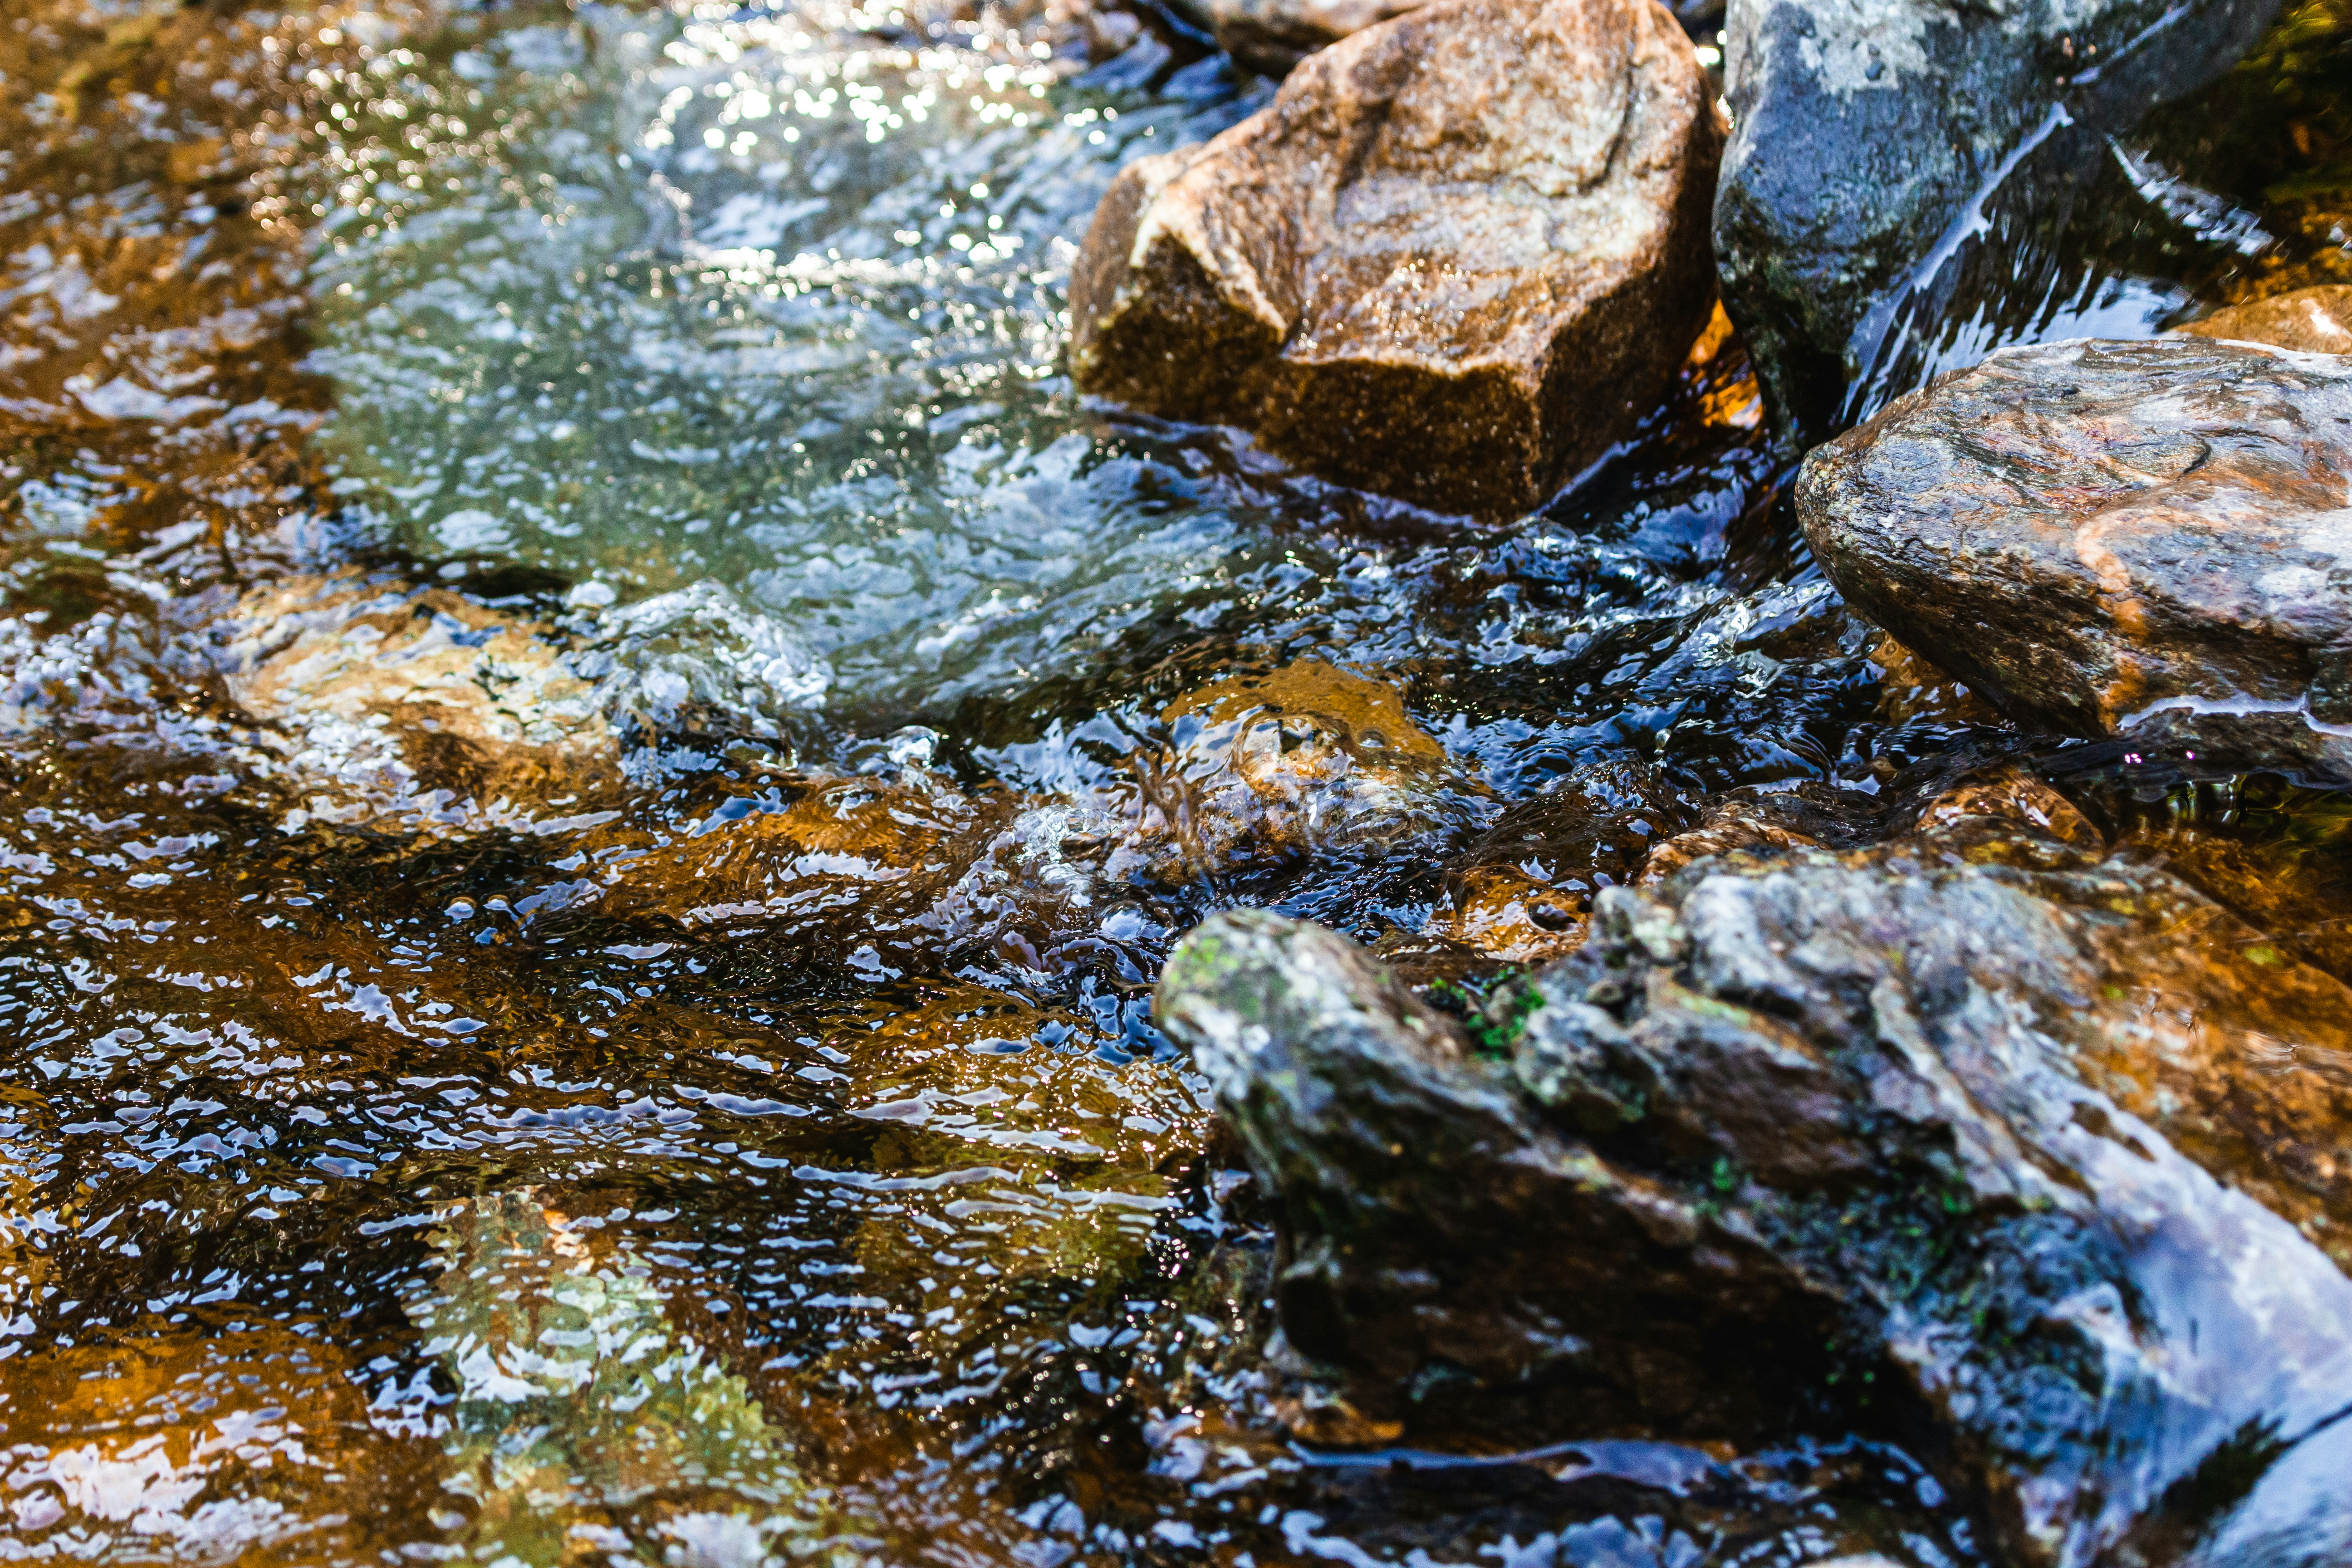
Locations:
1714;0;2283;441
1155;799;2352;1567
1798;336;2352;780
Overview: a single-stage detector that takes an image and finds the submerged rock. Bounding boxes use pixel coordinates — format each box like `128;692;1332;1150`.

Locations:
1155;789;2352;1565
602;662;1476;971
219;574;617;827
407;1191;853;1565
1112;660;1484;884
2180;283;2352;354
1426;760;1695;962
1205;0;1426;76
1798;337;2352;778
1714;0;2281;440
1068;0;1720;519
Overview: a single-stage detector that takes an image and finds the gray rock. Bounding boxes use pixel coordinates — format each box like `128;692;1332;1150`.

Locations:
1154;802;2352;1566
1798;336;2352;779
1714;0;2283;441
1152;907;1838;1438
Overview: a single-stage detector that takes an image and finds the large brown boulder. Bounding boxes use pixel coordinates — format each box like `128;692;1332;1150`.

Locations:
1797;337;2352;776
1068;0;1721;520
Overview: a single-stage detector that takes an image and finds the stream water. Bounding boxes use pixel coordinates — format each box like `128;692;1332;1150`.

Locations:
2;0;2351;1562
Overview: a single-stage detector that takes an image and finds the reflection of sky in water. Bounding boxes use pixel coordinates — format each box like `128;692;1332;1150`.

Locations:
304;6;1269;715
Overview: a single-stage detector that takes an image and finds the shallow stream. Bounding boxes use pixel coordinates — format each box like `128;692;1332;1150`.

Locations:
3;0;2351;1562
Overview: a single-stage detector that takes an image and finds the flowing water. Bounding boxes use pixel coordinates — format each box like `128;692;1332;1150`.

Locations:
0;0;2348;1563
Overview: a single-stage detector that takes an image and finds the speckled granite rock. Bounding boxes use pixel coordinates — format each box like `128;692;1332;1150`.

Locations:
1069;0;1720;519
1714;0;2283;441
1798;336;2352;777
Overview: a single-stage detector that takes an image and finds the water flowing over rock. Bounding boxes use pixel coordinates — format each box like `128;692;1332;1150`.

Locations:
1713;0;2282;441
1110;660;1486;884
1798;336;2352;778
1068;0;1721;519
2181;283;2352;353
218;573;617;825
1153;792;2352;1566
1205;0;1427;76
1427;759;1695;962
597;661;1484;975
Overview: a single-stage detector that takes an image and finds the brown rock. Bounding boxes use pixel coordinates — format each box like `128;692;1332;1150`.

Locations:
219;573;617;824
1798;338;2352;775
1429;760;1694;961
1206;0;1427;77
1068;0;1721;519
1869;633;2004;729
2180;284;2352;355
1913;763;2101;848
1638;797;1821;885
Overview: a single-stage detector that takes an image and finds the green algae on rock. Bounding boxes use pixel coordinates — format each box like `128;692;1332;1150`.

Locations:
1068;0;1721;519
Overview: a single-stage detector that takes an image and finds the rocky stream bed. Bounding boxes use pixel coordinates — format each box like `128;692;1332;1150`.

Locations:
3;0;2352;1562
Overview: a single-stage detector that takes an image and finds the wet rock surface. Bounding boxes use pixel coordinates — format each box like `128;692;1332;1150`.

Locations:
1156;789;2352;1565
592;660;1488;979
1068;0;1720;519
1800;337;2352;778
1427;759;1695;962
2181;283;2352;353
9;0;2352;1557
1714;0;2283;438
1117;660;1485;884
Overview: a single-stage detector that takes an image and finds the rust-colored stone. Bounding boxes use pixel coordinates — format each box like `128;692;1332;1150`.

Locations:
1068;0;1721;519
1798;338;2352;774
2180;283;2352;355
1914;763;2102;848
1116;660;1480;882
